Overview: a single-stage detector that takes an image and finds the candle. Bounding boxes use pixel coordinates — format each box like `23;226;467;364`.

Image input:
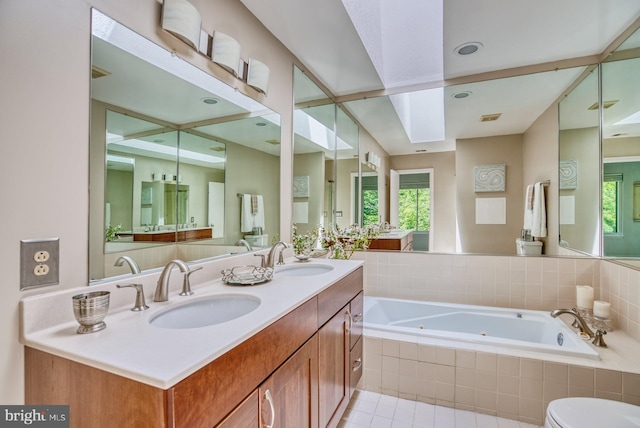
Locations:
576;285;594;309
593;300;611;319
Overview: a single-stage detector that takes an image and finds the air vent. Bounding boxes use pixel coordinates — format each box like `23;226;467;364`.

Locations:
265;140;280;145
587;100;618;110
480;113;501;122
91;65;111;79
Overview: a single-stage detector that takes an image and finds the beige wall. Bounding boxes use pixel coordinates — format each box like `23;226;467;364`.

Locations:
559;127;601;255
293;152;325;234
359;127;390;222
456;135;524;254
522;103;560;255
390;151;457;253
1;0;296;403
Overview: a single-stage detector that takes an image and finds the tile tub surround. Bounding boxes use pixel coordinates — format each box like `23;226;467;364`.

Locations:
361;330;640;426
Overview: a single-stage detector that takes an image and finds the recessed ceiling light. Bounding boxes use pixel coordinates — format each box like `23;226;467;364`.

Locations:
202;97;219;105
265;139;280;145
256;122;267;127
153;139;165;143
454;42;483;56
452;91;472;99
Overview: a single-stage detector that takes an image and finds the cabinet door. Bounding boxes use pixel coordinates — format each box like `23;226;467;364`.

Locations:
349;336;363;398
318;306;350;428
216;390;259;428
260;335;319;428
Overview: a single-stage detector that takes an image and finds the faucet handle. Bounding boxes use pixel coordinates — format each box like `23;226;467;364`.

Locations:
180;266;202;296
592;329;608;347
254;253;267;268
116;283;149;311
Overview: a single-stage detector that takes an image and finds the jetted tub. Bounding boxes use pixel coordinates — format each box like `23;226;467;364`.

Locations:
364;296;600;360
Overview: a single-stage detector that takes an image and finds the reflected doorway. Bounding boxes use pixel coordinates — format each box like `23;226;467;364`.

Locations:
390;169;433;251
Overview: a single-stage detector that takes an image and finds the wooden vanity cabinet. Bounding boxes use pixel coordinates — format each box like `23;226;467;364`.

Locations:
25;266;363;428
317;270;364;428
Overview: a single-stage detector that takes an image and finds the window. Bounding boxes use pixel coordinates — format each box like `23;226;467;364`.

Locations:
603;173;622;235
361;174;379;226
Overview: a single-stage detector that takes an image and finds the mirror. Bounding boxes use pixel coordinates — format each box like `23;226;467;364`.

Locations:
90;10;280;281
558;68;601;256
292;66;336;235
602;28;640;266
335;106;360;228
340;67;586;255
360;163;378;226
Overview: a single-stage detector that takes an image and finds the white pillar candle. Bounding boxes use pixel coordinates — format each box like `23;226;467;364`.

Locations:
576;285;594;309
593;300;611;319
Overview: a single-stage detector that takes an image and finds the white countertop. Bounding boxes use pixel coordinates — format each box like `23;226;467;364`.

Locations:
20;257;363;389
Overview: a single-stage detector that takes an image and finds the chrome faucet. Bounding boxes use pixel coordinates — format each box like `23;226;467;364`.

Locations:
234;239;253;252
114;256;141;274
154;260;190;302
266;241;290;268
550;308;595;338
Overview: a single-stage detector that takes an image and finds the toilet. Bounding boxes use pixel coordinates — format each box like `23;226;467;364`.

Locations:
515;238;543;255
545;397;640;428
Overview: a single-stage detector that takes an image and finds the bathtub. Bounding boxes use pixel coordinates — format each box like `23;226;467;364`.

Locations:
364;296;600;360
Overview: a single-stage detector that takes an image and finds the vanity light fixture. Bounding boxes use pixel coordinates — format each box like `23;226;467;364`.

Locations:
247;58;270;94
454;42;483;56
212;31;242;77
161;0;202;51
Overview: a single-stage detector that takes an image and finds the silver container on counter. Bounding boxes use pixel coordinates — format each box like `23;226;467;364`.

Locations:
72;291;110;334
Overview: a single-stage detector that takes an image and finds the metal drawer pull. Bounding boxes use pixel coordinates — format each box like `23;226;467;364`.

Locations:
346;309;353;332
264;389;275;428
352;313;363;324
352;357;362;372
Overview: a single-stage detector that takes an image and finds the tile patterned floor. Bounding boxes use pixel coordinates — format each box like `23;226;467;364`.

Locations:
338;390;543;428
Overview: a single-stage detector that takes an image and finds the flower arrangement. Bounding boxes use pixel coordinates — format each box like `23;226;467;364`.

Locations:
292;225;319;257
321;223;380;260
105;224;123;242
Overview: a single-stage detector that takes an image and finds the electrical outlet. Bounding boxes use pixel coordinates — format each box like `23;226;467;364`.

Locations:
20;238;59;290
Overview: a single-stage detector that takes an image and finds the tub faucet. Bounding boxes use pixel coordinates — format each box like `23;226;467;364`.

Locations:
550;308;595;338
234;239;253;252
154;259;190;302
266;241;290;268
114;256;141;274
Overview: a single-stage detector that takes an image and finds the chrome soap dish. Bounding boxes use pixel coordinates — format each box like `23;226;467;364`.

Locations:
221;265;273;286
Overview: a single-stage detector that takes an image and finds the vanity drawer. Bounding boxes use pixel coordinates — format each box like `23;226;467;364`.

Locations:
349;291;363;350
317;267;363;327
349;336;363;397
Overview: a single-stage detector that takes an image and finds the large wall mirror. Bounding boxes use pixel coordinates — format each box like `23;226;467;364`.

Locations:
90;10;280;281
602;27;640;267
558;25;640;268
339;67;585;255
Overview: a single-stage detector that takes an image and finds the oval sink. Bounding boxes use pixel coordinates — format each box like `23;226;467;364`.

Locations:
277;264;334;276
149;295;260;329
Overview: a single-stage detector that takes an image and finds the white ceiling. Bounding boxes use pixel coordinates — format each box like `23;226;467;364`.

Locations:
241;0;640;155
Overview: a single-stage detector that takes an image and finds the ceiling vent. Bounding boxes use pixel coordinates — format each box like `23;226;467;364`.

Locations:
480;113;501;122
91;65;111;79
587;100;618;110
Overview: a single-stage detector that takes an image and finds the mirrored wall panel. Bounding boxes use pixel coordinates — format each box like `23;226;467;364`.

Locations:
90;10;280;281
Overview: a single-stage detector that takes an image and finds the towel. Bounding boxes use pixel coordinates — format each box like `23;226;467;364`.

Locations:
241;194;265;232
251;194;259;214
523;182;547;238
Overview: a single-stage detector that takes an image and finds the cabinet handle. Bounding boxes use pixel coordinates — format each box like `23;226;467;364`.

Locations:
345;309;353;332
352;357;362;372
352;313;363;324
263;389;275;428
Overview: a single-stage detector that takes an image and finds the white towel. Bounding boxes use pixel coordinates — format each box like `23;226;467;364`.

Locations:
530;182;547;238
523;184;534;231
240;194;265;232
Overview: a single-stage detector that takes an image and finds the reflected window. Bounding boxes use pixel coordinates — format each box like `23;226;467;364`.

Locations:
361;175;378;226
603;173;622;235
398;172;431;232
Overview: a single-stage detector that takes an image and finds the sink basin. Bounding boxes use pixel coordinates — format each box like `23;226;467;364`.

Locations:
149;295;260;329
277;264;334;276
